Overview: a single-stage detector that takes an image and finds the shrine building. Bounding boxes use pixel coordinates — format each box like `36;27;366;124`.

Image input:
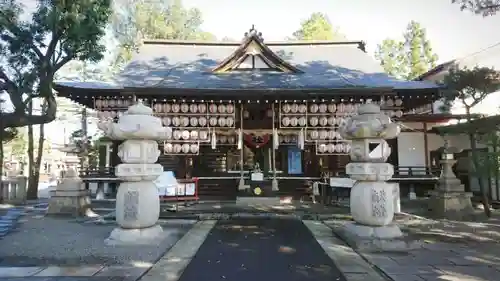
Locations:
54;27;460;201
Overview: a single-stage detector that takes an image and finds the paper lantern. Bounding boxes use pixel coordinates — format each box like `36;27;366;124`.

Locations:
282;117;290;127
318;144;327;153
154;104;162;112
181;144;190;153
190;117;198;127
298;117;307;126
319;130;328;140
218;104;226;113
327;144;335;153
200;131;208;140
319;104;327;113
173;131;181;140
319;117;328;127
209;117;218;126
164;143;173;153
189;104;198;113
173;144;182;153
227;104;235;114
327;104;336;113
198;103;207;113
309;130;319;140
309;104;319;113
395;99;403;106
282;104;291;113
190;131;198;140
199;117;207;127
218;117;227;127
190;144;199;154
164;103;171;112
328;117;336;126
290;117;298;127
328;130;336;140
309;117;319;126
298;104;307;113
172;104;180;113
290;103;299;113
209;104;217;113
226;116;234;127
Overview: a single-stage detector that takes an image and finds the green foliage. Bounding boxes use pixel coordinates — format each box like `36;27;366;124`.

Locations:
0;0;112;128
291;12;345;41
442;66;500;111
375;21;438;80
68;129;98;167
111;0;215;68
452;0;500;16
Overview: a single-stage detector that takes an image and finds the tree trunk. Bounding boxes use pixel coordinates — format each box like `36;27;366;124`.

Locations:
466;106;491;217
26;122;37;200
0;131;4;203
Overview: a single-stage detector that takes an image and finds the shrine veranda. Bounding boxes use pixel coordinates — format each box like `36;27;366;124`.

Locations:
54;27;460;201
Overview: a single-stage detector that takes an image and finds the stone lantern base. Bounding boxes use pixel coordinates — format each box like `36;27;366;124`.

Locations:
333;222;422;252
428;190;473;219
105;224;164;246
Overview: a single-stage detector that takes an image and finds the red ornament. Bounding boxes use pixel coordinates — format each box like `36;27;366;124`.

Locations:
244;133;270;148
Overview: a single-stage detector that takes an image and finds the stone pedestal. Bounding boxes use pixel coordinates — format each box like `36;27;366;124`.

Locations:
98;102;172;245
47;169;93;217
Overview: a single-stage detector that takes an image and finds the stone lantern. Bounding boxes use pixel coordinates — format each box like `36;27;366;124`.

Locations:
338;103;403;240
428;140;473;218
98;101;172;245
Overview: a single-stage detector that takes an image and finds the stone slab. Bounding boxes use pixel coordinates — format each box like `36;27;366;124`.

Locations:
0;267;44;277
35;266;104;277
330;222;423;252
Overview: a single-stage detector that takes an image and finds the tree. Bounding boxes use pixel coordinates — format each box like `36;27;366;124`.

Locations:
0;0;112;199
452;0;500;16
111;0;216;68
441;66;500;217
375;21;438;80
291;12;345;41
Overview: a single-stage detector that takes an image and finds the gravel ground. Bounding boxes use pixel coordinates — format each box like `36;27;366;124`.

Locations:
0;215;195;267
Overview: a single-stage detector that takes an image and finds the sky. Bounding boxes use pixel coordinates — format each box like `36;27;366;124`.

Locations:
31;0;500;144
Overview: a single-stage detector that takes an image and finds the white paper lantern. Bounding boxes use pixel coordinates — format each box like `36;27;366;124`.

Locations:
298;117;307;126
181;144;190;153
190;144;199;154
164;103;172;112
218;117;227;127
164;143;173;153
309;117;319;126
190;131;198;140
181;103;189;113
327;104;336;113
189;104;198;113
154;104;163;112
282;104;291;113
319;130;328;140
309;104;319;113
190;117;198;127
95;99;102;108
328;130;336;140
209;104;217;113
163;117;171;126
226;117;234;127
172;104;180;113
200;131;208;140
102;100;108;107
319;117;328;127
327;144;335;153
173;144;182;153
220;135;228;143
319;104;327;113
199;117;207;127
395;99;403;106
209;117;218;126
198;103;207;113
328;117;336;126
173;131;181;140
227;104;235;114
218;104;226;113
291;103;299;113
318;144;327;153
298;104;307;113
386;99;394;107
290;117;298;127
310;130;319;140
282;117;290;127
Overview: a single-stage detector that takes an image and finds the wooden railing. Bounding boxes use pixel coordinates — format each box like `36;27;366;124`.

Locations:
79;165;442;181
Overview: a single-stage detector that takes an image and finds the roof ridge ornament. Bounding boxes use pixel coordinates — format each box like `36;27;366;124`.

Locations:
244;25;263;41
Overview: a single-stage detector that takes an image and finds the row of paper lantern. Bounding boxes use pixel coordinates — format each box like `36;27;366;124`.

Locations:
308;130;344;140
153;103;235;114
282;116;347;127
170;130;237;143
163;116;235;127
317;143;351;154
282;103;356;114
164;143;199;154
95;99;133;108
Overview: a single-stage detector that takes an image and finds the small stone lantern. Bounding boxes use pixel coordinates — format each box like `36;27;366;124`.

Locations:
429;141;473;218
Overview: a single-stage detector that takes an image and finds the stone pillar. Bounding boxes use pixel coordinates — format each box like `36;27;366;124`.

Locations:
338;103;403;239
97;101;171;245
429;142;473;218
47;168;92;216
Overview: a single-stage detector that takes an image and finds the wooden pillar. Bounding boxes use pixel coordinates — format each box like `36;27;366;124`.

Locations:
423;122;430;168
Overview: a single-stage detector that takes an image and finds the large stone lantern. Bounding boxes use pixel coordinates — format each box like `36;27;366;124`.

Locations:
98;101;172;245
339;103;402;239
